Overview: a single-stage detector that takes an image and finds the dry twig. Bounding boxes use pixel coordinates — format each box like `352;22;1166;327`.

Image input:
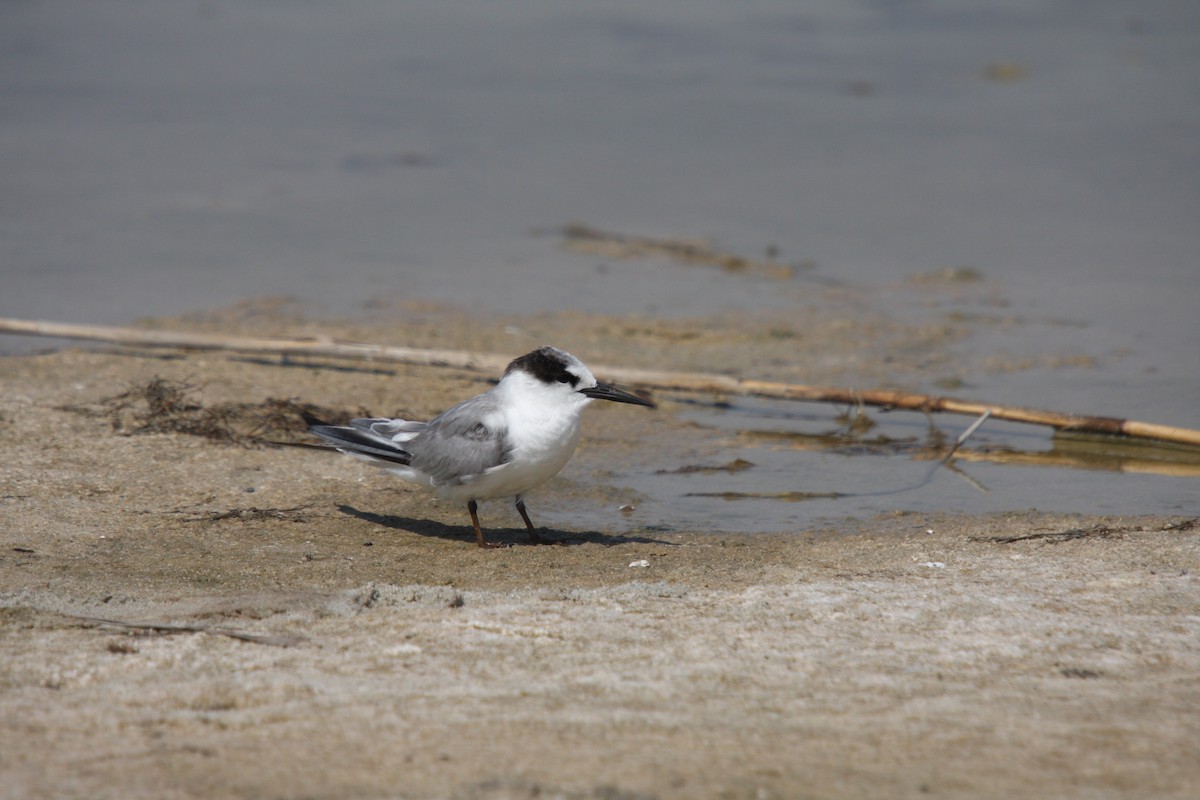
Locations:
977;518;1197;544
61;614;307;647
4;316;1199;448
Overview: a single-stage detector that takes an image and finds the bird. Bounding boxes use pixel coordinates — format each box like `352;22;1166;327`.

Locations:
307;346;655;548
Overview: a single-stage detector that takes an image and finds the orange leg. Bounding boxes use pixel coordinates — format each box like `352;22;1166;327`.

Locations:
468;499;504;548
515;498;554;545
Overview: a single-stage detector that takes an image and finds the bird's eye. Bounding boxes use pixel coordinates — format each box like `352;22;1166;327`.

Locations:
555;373;575;384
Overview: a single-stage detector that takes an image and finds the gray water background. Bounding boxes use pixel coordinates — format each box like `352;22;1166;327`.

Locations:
3;1;1197;530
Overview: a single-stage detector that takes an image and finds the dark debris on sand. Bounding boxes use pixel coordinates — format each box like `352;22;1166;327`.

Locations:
59;376;368;447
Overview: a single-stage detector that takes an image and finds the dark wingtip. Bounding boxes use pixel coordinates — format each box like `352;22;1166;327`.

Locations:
301;411;331;429
306;422;414;466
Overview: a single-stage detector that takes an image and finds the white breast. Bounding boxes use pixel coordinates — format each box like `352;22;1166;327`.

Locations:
439;373;588;503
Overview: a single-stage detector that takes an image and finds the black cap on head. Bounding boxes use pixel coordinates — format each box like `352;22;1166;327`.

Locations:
506;346;580;387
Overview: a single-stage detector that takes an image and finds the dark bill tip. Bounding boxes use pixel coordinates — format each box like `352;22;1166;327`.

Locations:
580;382;656;408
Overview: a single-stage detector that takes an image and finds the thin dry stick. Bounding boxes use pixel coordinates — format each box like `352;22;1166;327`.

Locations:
921;409;993;494
0;317;513;373
939;409;993;466
62;614;307;647
3;316;1199;448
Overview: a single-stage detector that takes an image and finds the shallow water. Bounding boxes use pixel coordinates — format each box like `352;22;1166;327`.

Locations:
570;399;1200;534
2;1;1197;530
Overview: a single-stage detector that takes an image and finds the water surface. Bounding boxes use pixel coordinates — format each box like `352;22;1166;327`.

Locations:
3;1;1197;530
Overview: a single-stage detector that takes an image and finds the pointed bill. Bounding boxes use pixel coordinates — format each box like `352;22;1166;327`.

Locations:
579;382;656;408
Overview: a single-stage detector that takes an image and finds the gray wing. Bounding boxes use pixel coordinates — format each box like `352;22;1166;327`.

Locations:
407;394;509;486
350;417;427;440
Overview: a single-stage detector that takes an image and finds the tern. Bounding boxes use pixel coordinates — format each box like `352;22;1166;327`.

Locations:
308;346;655;547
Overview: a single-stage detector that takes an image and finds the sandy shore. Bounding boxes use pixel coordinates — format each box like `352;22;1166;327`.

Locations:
2;306;1197;799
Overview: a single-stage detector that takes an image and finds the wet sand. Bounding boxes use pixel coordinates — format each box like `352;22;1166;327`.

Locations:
2;305;1198;799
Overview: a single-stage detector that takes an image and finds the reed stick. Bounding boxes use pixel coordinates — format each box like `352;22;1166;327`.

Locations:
3;316;1198;448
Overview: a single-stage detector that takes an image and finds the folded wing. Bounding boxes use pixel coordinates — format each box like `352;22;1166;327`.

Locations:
407;399;509;486
308;417;423;466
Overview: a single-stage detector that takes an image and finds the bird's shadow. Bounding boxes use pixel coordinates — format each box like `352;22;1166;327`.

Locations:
337;505;676;547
